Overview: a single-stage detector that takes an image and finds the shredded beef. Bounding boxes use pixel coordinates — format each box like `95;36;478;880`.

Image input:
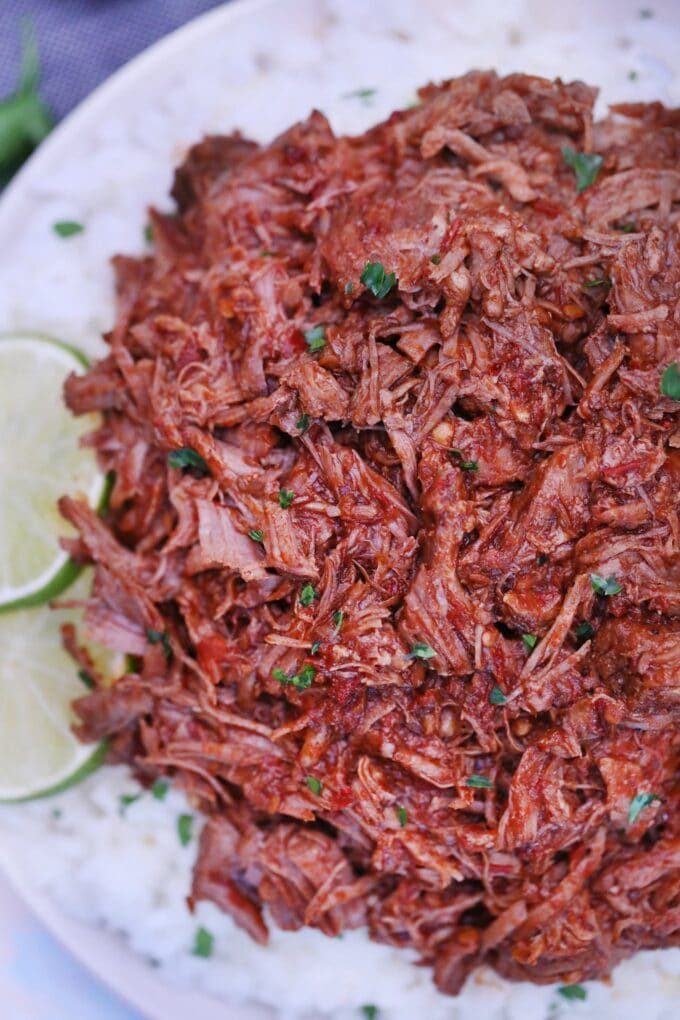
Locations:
63;71;680;994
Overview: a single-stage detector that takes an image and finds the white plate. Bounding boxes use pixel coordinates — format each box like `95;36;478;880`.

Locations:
1;0;680;1017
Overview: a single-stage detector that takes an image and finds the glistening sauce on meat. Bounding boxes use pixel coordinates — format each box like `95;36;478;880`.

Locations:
61;72;680;994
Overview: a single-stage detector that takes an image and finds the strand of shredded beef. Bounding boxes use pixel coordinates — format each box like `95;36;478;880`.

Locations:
61;71;680;994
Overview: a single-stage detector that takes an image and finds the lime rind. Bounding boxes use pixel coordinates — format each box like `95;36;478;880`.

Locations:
0;739;109;804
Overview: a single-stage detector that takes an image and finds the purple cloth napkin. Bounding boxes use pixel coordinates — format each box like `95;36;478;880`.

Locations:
1;0;227;121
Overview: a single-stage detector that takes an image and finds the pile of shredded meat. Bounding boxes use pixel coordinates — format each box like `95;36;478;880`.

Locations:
61;71;680;994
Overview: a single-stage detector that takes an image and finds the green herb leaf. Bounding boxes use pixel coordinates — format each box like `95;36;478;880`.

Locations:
78;668;94;689
522;633;538;651
452;450;478;471
292;664;316;690
582;277;611;290
273;667;290;684
661;362;680;400
628;792;661;825
248;529;264;543
278;488;296;509
192;926;214;958
360;261;397;299
300;583;317;607
489;685;507;706
562;147;604;193
558;984;587;1001
628;69;639;81
430;254;441;265
151;779;169;801
396;805;408;827
168;447;209;473
344;87;377;101
361;1006;379;1020
310;640;321;656
119;793;142;816
0;20;53;180
618;222;636;233
304;325;326;353
344;282;355;295
296;413;310;433
146;628;172;662
466;775;493;789
590;573;622;596
53;220;84;238
575;621;595;644
306;776;322;795
260;249;274;257
332;609;344;630
177;814;193;847
409;643;436;660
144;223;153;243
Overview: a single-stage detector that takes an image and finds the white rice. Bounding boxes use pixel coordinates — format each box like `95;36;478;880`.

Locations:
1;0;680;1017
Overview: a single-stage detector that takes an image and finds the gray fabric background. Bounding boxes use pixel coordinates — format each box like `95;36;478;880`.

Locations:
1;1;228;121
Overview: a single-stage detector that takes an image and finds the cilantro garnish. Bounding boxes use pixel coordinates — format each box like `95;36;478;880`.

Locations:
360;261;397;299
562;147;604;192
590;573;622;596
168;447;209;474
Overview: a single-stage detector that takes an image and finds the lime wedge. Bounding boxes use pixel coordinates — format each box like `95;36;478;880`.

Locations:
0;333;106;612
0;570;123;801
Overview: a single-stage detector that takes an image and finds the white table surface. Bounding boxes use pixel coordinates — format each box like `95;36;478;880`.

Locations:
0;873;139;1020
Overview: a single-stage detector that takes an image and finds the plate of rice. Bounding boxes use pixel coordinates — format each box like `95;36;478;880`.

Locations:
1;1;680;1019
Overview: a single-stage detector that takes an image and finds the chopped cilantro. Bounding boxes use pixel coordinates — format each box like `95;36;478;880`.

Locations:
168;447;209;473
177;813;193;847
466;775;493;789
628;792;661;825
344;87;377;101
305;325;326;353
396;805;408;827
151;779;169;801
489;685;507;706
360;261;397;299
628;69;639;81
660;362;680;400
144;223;153;243
278;488;296;509
192;926;214;958
53;220;84;238
310;640;321;656
296;413;310;433
452;450;478;471
306;776;322;795
119;793;142;816
273;663;316;690
332;609;344;630
272;667;289;684
409;643;436;660
300;583;317;607
430;253;441;264
618;222;636;233
582;277;611;290
260;249;274;257
562;147;604;193
78;668;94;689
590;573;622;596
558;984;587;1001
146;628;172;662
522;633;538;651
248;529;264;543
575;621;595;644
361;1006;379;1020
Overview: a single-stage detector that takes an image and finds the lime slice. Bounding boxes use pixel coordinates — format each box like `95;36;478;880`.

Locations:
0;570;123;801
0;332;106;612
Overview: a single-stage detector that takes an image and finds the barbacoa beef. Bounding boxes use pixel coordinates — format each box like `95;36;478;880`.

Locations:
62;71;680;994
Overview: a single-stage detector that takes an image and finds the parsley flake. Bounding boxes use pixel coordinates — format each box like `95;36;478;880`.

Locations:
628;792;661;825
558;984;587;1001
409;643;436;660
332;609;344;630
452;450;478;471
361;1006;379;1020
119;793;141;816
575;621;595;644
590;573;622;596
278;488;296;509
310;640;321;656
661;362;680;400
53;220;84;238
151;779;169;801
582;277;611;290
78;668;94;689
522;633;538;651
273;664;316;690
306;776;322;795
305;325;326;353
628;69;639;81
146;628;172;662
360;261;397;299
193;926;214;958
300;583;317;607
618;222;636;233
177;814;193;847
430;254;441;265
168;447;209;474
562;147;604;193
466;775;493;789
344;87;377;101
248;529;264;543
296;413;310;433
396;805;408;827
489;685;507;706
